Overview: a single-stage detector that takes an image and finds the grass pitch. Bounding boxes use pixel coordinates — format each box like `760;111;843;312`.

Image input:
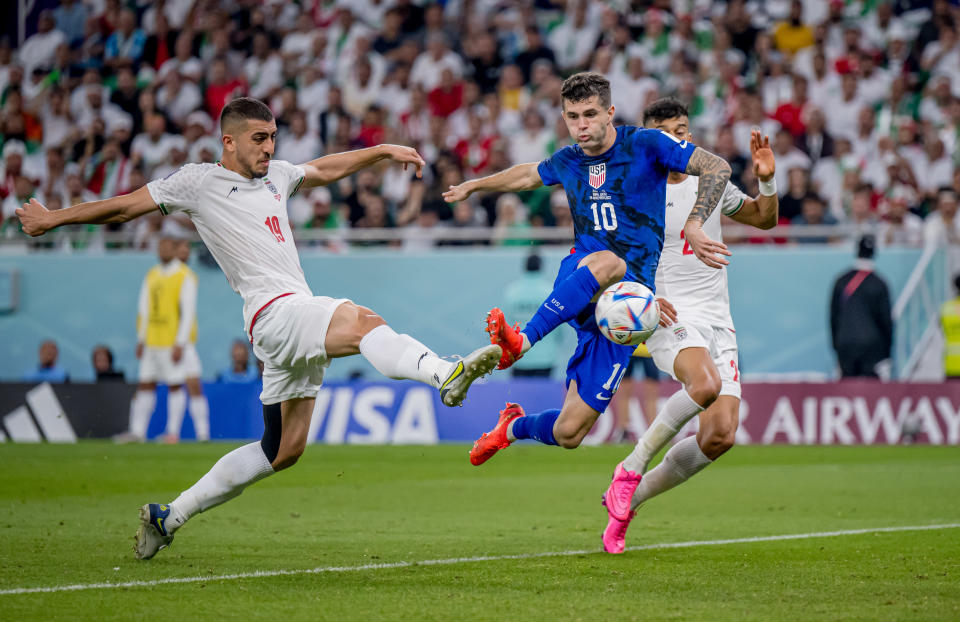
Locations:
0;442;957;621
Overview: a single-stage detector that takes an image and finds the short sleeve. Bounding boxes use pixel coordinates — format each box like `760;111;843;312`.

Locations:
537;153;562;187
720;181;750;216
146;163;207;215
637;129;696;174
269;160;307;197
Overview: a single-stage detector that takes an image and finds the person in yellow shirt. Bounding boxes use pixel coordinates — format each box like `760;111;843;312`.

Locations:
773;0;815;55
941;274;960;379
121;234;210;442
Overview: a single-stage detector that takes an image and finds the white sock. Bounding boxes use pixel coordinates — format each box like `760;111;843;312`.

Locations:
165;388;186;438
167;442;274;531
622;389;703;474
129;390;156;439
631;436;712;510
190;395;210;441
358;325;454;388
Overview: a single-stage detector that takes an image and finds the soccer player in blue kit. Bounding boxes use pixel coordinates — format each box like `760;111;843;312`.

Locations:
442;72;734;466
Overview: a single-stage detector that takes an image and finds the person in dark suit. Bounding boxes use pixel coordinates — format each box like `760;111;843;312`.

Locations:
830;235;892;378
797;107;834;163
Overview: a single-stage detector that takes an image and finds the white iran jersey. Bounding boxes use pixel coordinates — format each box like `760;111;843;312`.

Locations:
146;160;310;333
655;175;748;328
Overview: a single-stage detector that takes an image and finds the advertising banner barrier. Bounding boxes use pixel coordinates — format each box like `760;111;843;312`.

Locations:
1;380;957;445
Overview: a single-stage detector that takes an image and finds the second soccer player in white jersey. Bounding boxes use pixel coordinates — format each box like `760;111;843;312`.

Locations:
601;98;779;553
17;97;502;560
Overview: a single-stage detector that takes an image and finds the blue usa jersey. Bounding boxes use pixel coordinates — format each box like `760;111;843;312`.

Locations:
537;125;695;290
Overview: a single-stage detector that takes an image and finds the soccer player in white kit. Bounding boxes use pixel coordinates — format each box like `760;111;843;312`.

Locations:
601;99;779;553
16;97;501;559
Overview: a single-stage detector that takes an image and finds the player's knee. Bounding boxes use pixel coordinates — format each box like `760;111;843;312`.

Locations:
355;305;386;336
273;432;308;471
338;303;387;350
272;445;304;471
553;421;585;449
688;373;721;408
699;417;737;459
590;251;627;287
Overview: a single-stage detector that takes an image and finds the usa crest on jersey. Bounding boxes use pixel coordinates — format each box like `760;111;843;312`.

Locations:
588;163;606;189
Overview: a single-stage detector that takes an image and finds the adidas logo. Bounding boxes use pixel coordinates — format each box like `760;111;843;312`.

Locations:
1;383;76;443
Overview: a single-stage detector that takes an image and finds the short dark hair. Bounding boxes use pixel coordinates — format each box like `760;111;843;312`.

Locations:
220;97;273;134
560;72;611;109
938;186;957;200
642;98;689;126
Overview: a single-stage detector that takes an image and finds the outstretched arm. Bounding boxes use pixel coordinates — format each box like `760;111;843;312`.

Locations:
299;144;426;188
16;185;158;237
730;129;778;230
682;146;733;268
442;163;542;203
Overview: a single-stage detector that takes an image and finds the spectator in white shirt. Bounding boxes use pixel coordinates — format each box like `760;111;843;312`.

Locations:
856;51;891;107
410;32;464;91
18;11;66;77
244;31;284;101
156;70;202;128
549;1;601;73
130;113;180;177
277;110;321;165
508;108;552;166
341;56;382;120
157;32;204;83
921;22;960;93
773;128;812;196
877;193;924;247
281;12;318;66
610;51;659;125
925;187;960;247
922;138;956;197
826;72;865;142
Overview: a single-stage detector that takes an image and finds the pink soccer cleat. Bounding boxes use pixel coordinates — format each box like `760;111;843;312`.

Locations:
600;462;642;553
603;462;642;521
601;510;635;554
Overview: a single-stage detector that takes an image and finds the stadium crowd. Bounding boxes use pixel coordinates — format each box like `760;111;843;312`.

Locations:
0;0;959;249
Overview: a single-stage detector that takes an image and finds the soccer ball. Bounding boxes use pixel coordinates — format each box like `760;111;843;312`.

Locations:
595;281;660;346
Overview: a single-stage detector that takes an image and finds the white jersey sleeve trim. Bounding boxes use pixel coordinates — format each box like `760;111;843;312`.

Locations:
720;181;750;216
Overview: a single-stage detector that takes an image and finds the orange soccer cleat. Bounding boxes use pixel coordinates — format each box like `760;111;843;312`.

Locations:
485;308;525;370
469;402;526;466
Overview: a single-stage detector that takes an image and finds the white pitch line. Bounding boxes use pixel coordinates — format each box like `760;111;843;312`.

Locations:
2;522;958;596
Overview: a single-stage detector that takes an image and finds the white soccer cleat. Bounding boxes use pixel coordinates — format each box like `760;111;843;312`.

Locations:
439;344;502;407
134;503;174;560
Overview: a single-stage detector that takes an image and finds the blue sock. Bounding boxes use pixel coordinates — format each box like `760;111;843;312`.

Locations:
521;266;600;346
511;409;560;446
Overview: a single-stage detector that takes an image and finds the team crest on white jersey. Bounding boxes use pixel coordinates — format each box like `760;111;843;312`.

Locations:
588;163;606;189
264;177;281;202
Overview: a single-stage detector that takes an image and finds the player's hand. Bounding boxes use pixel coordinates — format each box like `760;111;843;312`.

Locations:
382;144;425;178
656;297;677;327
750;128;775;181
683;222;731;269
172;345;183;363
442;182;473;203
135;343;144;359
15;198;54;237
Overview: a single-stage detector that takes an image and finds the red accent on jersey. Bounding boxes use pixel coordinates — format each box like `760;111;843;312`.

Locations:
249;292;295;342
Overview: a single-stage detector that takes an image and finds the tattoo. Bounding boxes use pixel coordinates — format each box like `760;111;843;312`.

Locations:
683;147;732;226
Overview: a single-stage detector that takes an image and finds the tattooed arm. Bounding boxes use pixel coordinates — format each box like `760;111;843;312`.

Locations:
682;147;734;269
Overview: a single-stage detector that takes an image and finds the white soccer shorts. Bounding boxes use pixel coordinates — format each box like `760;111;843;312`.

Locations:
138;344;201;385
251;293;350;404
646;318;742;399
